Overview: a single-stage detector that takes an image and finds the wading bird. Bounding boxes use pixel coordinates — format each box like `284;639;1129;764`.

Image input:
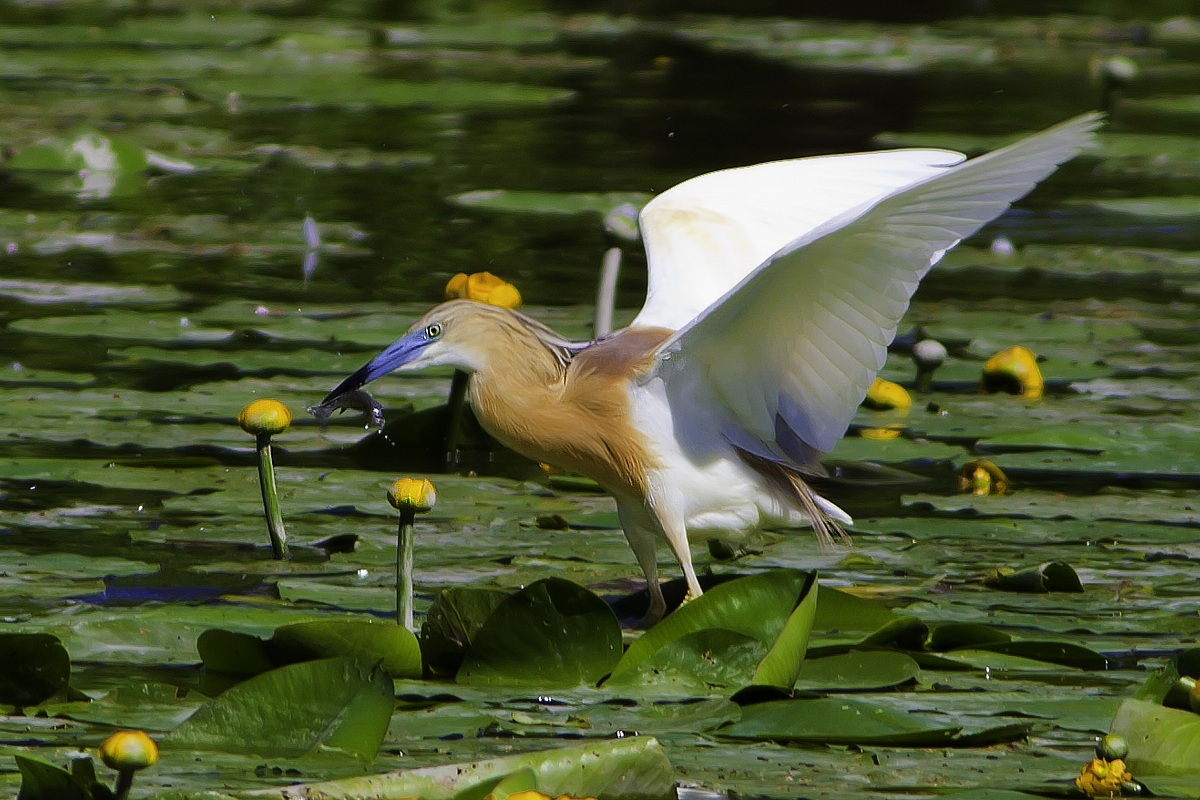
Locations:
322;114;1101;622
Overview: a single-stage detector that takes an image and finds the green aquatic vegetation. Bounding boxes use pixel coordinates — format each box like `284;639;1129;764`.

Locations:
3;2;1200;798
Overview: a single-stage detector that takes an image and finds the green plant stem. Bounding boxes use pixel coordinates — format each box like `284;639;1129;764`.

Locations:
255;433;289;560
443;369;470;467
113;769;134;800
915;366;935;393
397;510;415;631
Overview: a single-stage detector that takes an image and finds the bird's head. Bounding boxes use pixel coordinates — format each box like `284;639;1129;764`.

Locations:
321;300;502;402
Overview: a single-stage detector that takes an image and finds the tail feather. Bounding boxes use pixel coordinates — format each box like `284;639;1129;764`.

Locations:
737;449;852;546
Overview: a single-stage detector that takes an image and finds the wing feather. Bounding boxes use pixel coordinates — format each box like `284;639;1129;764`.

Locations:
632;149;969;330
650;113;1102;466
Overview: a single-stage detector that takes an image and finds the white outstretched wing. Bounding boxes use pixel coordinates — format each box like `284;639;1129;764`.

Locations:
647;113;1102;469
632;148;970;330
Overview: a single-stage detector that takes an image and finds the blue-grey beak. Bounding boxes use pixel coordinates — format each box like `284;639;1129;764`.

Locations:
321;332;425;404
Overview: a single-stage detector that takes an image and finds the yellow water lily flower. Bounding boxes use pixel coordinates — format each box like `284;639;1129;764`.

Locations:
860;425;905;440
99;730;159;771
494;791;598;800
445;271;522;309
958;459;1009;496
862;377;912;410
238;398;292;436
1075;757;1130;797
388;477;437;513
981;345;1043;400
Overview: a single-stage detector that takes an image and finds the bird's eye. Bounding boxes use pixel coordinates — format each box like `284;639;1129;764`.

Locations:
425;323;443;339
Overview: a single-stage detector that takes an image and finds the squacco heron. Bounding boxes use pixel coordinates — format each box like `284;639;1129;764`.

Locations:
323;113;1101;622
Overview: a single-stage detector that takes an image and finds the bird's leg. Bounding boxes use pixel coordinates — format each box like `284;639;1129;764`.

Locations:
618;508;667;624
660;514;704;606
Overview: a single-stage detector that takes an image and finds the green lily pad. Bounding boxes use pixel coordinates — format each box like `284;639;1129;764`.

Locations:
167;657;393;759
198;619;422;682
607;570;817;692
419;586;515;677
268;620;422;680
253;735;675;800
721;697;962;746
1112;698;1200;779
8;129;149;199
456;578;622;688
0;633;71;707
793;651;921;692
13;755;89;800
983;560;1084;593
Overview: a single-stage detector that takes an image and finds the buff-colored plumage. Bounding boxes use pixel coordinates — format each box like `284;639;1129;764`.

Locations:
323;113;1102;622
430;302;669;501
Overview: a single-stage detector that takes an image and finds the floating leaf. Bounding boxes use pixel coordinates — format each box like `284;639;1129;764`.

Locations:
262;735;675;800
268;620;422;680
198;619;422;681
8;130;149;199
983;560;1084;593
0;633;71;707
457;578;622;688
810;586;901;638
1112;698;1200;778
604;628;767;692
419;586;512;677
929;623;1013;651
750;572;819;690
722;697;1032;747
793;651;921;692
721;697;961;746
964;641;1113;670
858;615;930;651
607;571;817;691
197;628;276;680
168;657;393;759
14;755;89;800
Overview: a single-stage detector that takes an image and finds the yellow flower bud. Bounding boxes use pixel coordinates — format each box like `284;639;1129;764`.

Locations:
981;345;1043;400
388;477;437;513
238;399;292;436
1097;733;1129;761
445;271;522;309
491;792;597;800
485;281;522;310
862;377;912;410
99;730;159;772
957;459;1009;495
445;272;469;300
1075;757;1130;797
860;425;904;440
